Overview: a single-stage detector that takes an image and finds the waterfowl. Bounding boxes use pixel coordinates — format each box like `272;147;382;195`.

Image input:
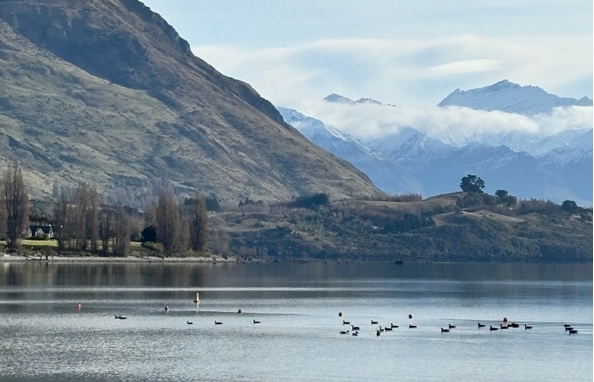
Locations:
253;319;261;324
565;326;574;332
343;320;351;325
340;330;350;335
500;324;509;329
409;324;417;329
448;324;456;329
383;326;392;331
114;314;127;320
214;321;223;325
376;329;381;337
563;324;572;328
351;325;360;331
351;331;358;336
338;312;343;317
371;320;378;325
187;321;193;325
569;329;578;335
509;323;519;328
524;325;532;330
489;326;498;331
478;323;486;328
390;323;399;329
441;327;450;333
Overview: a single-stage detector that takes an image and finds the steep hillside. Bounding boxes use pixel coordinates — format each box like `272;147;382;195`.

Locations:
0;0;380;204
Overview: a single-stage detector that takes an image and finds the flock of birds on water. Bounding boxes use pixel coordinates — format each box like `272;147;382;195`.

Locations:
112;305;580;337
335;312;578;337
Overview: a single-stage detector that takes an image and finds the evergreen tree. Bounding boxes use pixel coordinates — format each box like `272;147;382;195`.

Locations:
460;174;485;193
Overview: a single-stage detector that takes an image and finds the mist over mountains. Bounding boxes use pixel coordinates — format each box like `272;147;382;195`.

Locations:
279;81;593;205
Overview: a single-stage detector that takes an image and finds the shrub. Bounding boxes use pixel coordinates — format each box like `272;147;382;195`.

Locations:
292;193;330;210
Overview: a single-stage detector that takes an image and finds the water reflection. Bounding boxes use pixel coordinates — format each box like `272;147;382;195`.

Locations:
1;261;591;287
0;261;591;382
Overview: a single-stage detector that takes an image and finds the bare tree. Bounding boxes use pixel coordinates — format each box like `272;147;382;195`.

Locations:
74;184;88;251
177;204;190;254
53;190;71;251
98;205;113;256
157;190;185;253
113;205;130;257
144;199;157;228
0;179;6;240
189;191;208;252
86;185;100;252
3;162;29;249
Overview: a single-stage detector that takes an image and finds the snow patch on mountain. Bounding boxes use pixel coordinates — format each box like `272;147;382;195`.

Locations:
282;81;593;204
438;80;593;115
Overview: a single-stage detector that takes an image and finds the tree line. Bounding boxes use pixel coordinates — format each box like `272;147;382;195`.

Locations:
0;162;208;256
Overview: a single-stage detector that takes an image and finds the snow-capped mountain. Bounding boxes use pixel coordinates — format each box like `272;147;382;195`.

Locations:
438;80;593;115
279;81;593;205
324;94;387;106
278;107;423;195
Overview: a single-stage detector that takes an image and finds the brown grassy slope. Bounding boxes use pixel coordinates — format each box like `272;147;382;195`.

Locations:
0;0;380;203
211;194;593;263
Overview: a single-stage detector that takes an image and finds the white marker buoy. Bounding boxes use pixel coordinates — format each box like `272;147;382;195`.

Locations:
193;292;200;304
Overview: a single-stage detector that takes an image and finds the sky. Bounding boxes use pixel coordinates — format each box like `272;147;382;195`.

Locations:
140;0;592;138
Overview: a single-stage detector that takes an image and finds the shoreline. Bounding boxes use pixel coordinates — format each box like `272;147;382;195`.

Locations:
0;253;241;264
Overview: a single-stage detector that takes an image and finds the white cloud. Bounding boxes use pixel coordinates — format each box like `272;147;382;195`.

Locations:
192;34;592;109
295;101;592;141
428;59;504;77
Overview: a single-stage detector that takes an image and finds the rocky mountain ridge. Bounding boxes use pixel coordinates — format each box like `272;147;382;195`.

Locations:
0;0;380;205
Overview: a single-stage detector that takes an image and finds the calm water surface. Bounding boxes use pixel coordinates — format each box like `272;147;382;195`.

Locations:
0;262;592;382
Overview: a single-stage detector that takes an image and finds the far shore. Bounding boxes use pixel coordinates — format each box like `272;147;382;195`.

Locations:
0;253;241;264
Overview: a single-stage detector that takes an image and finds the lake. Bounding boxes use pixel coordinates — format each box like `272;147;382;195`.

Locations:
0;261;592;381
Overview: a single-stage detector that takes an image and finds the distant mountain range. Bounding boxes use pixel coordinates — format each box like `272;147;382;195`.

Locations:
279;81;593;205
